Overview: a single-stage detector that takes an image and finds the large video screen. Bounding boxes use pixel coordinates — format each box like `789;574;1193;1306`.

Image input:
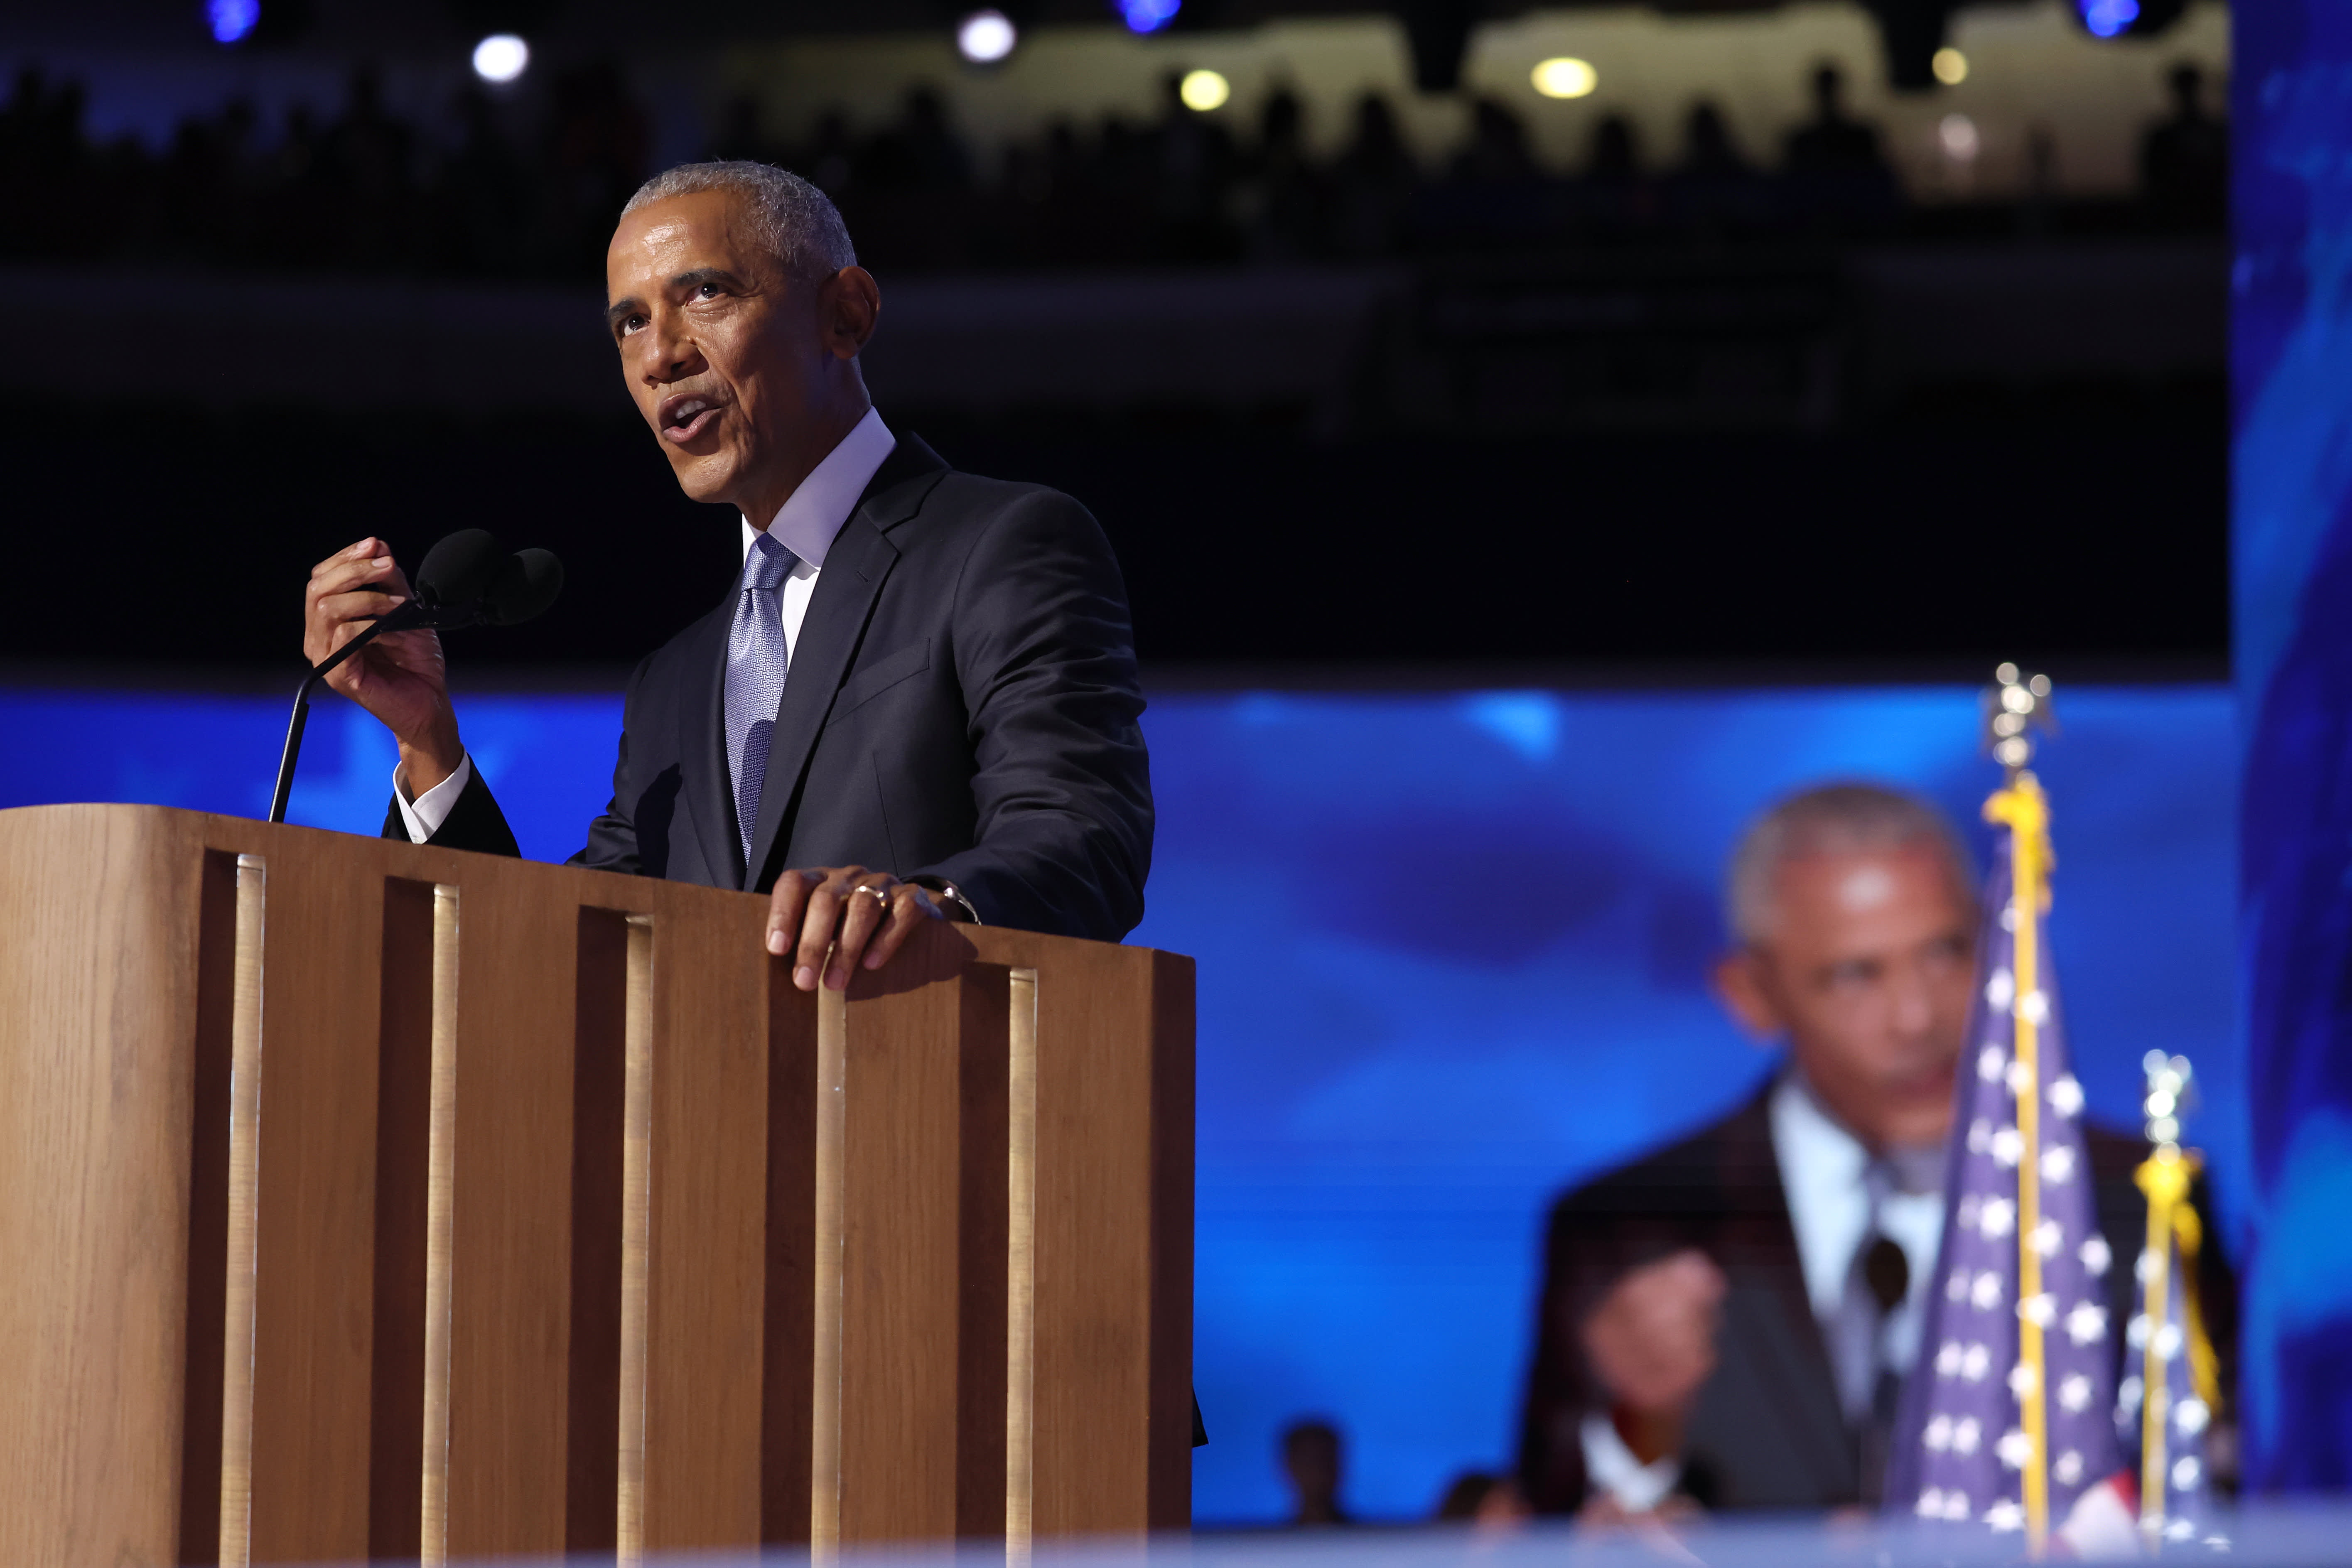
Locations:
0;681;2236;1522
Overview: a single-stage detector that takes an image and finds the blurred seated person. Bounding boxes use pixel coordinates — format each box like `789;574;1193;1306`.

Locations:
1783;64;1886;173
1586;113;1641;183
1678;102;1746;179
1515;784;2234;1516
1451;97;1538;186
1279;1418;1350;1526
2141;61;2227;231
1326;93;1416;259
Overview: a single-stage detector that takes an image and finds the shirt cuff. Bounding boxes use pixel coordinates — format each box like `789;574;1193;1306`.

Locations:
393;753;474;845
1579;1412;1681;1514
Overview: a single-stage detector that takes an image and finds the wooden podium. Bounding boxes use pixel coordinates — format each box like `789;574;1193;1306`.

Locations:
0;805;1193;1564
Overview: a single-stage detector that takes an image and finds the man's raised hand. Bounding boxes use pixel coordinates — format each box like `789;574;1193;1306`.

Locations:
1579;1248;1728;1464
304;538;464;794
765;866;949;989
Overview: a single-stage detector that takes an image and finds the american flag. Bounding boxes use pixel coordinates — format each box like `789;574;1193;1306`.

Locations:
1886;770;2123;1548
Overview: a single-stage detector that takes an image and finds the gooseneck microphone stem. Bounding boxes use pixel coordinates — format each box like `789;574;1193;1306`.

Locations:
267;532;563;826
268;609;417;824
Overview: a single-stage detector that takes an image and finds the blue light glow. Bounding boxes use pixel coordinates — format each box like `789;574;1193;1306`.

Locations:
207;0;259;43
0;680;2243;1519
1115;0;1180;34
2081;0;2139;37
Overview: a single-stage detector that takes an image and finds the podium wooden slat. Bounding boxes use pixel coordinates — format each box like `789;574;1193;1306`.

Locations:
445;872;583;1555
837;946;1011;1545
0;809;205;1563
641;892;774;1549
0;804;1193;1563
246;838;387;1563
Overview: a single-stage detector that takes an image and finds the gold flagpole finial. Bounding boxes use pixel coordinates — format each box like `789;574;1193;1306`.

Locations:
1985;663;2057;778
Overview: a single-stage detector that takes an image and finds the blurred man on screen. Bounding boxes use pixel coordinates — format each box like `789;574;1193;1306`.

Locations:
301;161;1153;982
1515;784;2234;1517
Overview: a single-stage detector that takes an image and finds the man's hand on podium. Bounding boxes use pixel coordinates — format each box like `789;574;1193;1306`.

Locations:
767;866;955;991
305;538;465;796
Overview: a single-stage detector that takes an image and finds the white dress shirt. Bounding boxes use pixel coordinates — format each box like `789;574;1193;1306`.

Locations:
393;406;898;842
1580;1067;1947;1509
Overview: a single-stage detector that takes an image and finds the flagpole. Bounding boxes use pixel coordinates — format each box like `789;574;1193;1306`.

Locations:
2139;1146;2178;1541
1992;773;2053;1554
1984;664;2057;1554
2136;1054;2207;1545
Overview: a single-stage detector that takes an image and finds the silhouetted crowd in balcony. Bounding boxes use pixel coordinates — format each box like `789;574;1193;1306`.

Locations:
0;58;2227;283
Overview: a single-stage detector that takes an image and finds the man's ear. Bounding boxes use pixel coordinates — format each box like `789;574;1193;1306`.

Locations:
818;265;881;359
1712;948;1785;1043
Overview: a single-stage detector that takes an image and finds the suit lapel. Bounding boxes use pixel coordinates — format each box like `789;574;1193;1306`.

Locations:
673;601;741;889
1719;1087;1859;1492
742;436;951;889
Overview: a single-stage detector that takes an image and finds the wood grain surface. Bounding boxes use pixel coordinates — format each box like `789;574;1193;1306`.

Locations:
420;885;460;1566
0;808;207;1566
219;855;266;1568
1006;969;1039;1560
641;892;771;1548
0;804;1193;1562
369;880;437;1562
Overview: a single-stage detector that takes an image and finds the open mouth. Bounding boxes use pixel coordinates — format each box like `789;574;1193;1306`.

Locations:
660;393;722;444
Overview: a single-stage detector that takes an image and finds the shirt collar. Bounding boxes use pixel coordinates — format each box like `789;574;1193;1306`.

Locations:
1769;1065;1945;1320
739;405;897;571
1771;1066;1877;1320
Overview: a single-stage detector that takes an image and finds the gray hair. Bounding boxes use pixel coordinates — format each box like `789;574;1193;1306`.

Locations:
619;160;857;281
1726;782;1976;945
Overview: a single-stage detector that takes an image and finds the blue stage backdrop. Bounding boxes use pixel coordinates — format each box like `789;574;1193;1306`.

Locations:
2235;0;2352;1495
0;682;2237;1521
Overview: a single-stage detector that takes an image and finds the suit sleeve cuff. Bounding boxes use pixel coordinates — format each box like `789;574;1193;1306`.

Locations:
1579;1412;1681;1513
393;753;475;845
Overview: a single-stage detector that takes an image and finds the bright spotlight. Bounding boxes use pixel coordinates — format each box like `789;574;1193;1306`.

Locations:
2080;0;2139;37
1530;57;1598;100
1117;0;1181;35
1932;47;1968;85
1938;112;1981;162
472;34;530;85
207;0;259;44
957;9;1017;65
1179;69;1230;113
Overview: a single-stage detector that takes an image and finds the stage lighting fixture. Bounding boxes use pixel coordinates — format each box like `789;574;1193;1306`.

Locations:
473;33;530;83
956;9;1017;64
1116;0;1181;35
1938;112;1980;162
2080;0;2139;37
207;0;260;44
1932;47;1968;85
1178;69;1230;112
1530;57;1597;100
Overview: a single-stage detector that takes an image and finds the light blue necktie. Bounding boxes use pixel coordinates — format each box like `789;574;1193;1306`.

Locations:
725;532;797;871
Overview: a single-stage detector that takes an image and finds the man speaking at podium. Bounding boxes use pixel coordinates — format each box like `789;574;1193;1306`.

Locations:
301;162;1153;986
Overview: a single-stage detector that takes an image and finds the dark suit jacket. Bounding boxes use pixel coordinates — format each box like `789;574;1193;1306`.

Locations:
1516;1079;2237;1514
385;434;1154;942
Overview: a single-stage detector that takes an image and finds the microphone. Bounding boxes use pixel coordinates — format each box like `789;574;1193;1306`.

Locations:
268;531;566;824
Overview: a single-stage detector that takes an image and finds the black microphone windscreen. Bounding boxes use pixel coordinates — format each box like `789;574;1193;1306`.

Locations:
415;528;506;610
480;547;565;626
1864;1234;1910;1315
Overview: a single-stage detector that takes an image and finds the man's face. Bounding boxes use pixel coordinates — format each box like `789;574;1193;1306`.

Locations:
1716;843;1977;1150
604;190;832;510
